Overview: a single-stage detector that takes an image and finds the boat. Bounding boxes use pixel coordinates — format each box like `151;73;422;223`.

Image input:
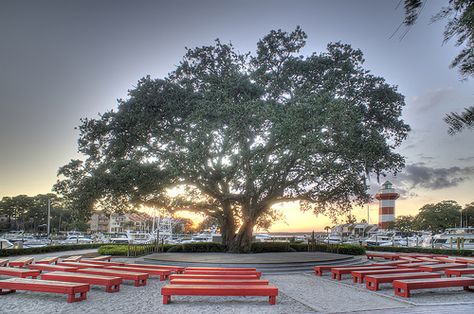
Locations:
428;227;474;250
0;239;14;249
61;232;93;244
364;231;405;246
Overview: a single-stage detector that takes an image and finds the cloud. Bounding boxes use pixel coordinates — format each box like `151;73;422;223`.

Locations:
411;87;456;112
369;163;474;200
458;156;474;162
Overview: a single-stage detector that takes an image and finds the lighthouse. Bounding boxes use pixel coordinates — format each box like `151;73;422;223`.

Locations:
375;181;399;229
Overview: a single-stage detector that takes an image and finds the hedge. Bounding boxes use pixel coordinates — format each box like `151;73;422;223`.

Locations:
0;243;102;257
366;246;473;257
251;242;293;253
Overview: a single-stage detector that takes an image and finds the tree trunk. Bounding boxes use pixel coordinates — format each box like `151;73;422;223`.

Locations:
220;212;236;249
229;219;255;253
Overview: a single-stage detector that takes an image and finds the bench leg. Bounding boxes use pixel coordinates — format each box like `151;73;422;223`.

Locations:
269;295;276;305
366;280;378;291
394;287;409;298
106;284;120;293
160;274;165;281
464;286;474;292
163;295;170;304
68;292;87;303
0;289;16;295
331;273;336;279
135;279;147;287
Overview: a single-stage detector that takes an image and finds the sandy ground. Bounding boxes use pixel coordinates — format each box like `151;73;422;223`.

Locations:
0;256;473;313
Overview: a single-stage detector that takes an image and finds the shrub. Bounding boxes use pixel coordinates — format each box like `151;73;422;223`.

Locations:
179;242;225;253
98;244;128;256
250;242;292;253
0;243;102;257
367;246;473;257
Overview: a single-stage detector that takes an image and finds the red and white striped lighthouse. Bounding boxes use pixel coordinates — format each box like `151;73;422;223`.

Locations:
375;181;399;230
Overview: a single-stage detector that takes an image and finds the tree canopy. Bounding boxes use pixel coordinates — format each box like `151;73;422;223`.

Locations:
415;200;462;232
55;27;410;252
404;0;474;134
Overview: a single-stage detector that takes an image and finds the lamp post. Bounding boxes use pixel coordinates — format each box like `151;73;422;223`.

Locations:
47;199;51;238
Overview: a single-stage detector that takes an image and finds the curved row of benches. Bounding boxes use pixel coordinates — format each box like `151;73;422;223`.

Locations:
315;253;474;298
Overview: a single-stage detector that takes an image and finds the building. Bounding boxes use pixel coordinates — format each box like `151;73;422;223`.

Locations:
89;211;153;233
375;181;400;229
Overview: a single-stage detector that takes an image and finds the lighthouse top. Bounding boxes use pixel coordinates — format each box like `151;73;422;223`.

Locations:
375;181;399;200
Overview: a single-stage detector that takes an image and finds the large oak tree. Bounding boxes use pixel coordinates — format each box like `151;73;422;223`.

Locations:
55;28;409;252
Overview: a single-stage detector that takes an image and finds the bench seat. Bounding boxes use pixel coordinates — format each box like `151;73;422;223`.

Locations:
314;265;371;276
76;268;149;287
0;278;90;303
29;264;79;273
365;272;441;291
0;267;41;279
433;257;458;263
170;274;260;280
351;268;420;284
41;271;122;293
170;279;269;285
87;255;112;262
445;268;474;277
9;257;34;268
62;256;81;262
185;267;257;271
104;266;171;281
366;252;399;260
183;270;262;278
393;277;474;297
58;262;104;269
398;257;420;262
418;263;467;272
80;260;125;267
331;266;394;280
0;259;8;267
371;261;407;266
35;257;59;265
456;257;474;264
161;284;278;305
396;262;440;268
125;263;185;274
415;257;440;263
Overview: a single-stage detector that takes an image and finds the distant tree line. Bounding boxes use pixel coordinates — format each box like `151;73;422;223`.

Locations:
0;194;87;233
392;200;474;233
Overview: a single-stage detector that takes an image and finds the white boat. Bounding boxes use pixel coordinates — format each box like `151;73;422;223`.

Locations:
109;233;131;244
1;230;25;243
0;239;14;249
365;231;405;246
62;234;93;244
324;233;343;244
429;227;474;250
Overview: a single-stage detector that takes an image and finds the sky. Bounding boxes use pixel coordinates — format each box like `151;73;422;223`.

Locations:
0;0;473;232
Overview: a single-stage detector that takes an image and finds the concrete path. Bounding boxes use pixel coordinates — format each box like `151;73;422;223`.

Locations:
5;248;99;260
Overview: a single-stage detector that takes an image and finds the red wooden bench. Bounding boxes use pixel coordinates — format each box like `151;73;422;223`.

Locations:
125;263;185;274
398;257;420;262
35;257;59;265
331;266;395;280
365;272;441;291
170;279;269;285
351;268;420;284
185;267;257;271
415;257;440;263
9;257;34;268
456;257;474;264
104;266;171;281
62;256;82;262
399;253;447;258
0;259;8;267
170;274;260;280
418;263;468;272
76;268;149;287
0;267;41;279
29;264;79;273
396;262;440;268
80;260;125;267
393;277;474;297
445;268;474;277
87;255;112;262
314;265;371;276
58;262;104;269
0;278;90;303
161;284;278;305
183;270;262;278
371;261;407;266
433;256;458;263
41;271;122;293
366;252;399;260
